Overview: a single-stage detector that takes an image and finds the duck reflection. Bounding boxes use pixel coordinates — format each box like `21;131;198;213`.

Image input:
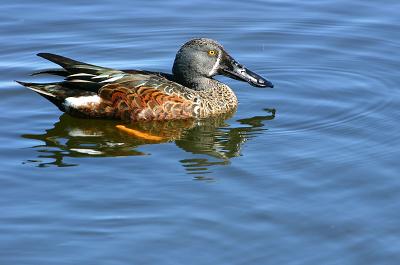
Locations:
22;109;276;175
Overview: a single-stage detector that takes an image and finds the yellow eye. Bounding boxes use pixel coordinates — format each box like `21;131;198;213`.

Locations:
208;50;216;56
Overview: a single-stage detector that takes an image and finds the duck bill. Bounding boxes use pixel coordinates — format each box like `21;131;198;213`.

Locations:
219;55;273;88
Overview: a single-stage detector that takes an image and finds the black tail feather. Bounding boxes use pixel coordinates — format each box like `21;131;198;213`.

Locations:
16;80;98;110
36;53;109;75
37;53;87;69
16;81;65;110
31;68;69;77
16;81;56;97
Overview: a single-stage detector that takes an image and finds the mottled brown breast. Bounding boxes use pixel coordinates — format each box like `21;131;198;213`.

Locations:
99;80;197;122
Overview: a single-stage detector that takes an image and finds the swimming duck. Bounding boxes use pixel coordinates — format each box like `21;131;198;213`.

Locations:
17;38;273;121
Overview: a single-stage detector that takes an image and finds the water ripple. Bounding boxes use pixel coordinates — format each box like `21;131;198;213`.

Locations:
269;65;395;134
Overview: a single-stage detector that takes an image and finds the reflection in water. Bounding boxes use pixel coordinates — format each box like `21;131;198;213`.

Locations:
22;109;275;176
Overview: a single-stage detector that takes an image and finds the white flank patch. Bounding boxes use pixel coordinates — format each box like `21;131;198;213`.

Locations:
208;52;222;76
63;95;102;109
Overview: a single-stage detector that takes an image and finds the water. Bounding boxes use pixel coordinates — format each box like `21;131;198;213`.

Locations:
1;0;399;264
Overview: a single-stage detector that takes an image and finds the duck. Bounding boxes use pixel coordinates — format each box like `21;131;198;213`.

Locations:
17;38;273;122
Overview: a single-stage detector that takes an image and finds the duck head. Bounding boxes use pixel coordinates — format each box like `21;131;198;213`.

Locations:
172;38;273;90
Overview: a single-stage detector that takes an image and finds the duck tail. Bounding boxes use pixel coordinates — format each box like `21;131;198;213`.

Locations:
18;80;96;108
15;81;65;110
17;53;122;112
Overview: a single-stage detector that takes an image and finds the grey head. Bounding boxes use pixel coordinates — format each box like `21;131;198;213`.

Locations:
172;38;273;90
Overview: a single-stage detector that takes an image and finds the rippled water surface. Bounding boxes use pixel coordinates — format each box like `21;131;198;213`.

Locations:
1;0;400;264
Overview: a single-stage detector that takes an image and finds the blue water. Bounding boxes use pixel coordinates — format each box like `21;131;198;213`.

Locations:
1;0;400;264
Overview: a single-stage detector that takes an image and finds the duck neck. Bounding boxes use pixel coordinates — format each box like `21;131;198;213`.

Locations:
173;74;212;91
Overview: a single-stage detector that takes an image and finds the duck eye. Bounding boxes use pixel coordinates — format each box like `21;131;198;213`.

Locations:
208;50;216;56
